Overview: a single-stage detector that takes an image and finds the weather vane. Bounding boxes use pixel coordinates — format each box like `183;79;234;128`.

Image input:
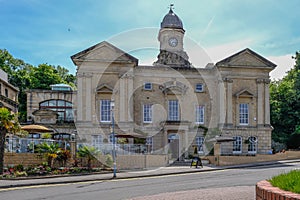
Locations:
169;4;174;10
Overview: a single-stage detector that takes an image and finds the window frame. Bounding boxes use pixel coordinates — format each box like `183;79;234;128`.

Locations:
195;83;204;92
144;82;152;90
168;100;179;121
39;99;74;122
146;136;153;153
248;136;257;154
92;135;103;149
143;104;153;123
195;136;204;153
233;136;242;154
195;105;205;124
100;100;111;122
239;103;249;125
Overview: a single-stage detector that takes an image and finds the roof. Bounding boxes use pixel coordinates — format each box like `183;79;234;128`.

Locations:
71;41;138;66
216;48;277;69
161;8;184;30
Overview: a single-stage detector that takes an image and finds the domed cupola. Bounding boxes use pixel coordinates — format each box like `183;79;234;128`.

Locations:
161;8;184;30
155;5;191;68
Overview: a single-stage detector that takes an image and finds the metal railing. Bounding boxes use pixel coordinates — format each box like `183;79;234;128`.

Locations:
85;143;148;155
5;137;68;153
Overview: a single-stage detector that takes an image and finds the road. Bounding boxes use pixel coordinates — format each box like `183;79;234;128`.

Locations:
1;162;299;200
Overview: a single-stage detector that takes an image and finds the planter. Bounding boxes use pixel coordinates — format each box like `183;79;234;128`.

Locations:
256;180;300;200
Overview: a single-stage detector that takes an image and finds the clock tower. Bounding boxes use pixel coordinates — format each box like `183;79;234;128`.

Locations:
155;5;191;68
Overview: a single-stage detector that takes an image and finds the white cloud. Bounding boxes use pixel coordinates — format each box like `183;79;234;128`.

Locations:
268;55;295;80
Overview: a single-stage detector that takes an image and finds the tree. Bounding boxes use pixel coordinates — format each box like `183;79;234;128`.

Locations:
0;108;20;174
77;146;100;170
270;51;300;147
30;64;63;90
37;142;61;168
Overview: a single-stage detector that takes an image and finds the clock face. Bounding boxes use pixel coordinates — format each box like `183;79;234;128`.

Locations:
168;37;178;47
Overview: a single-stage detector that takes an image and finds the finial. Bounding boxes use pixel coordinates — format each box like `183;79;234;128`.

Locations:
169;4;174;12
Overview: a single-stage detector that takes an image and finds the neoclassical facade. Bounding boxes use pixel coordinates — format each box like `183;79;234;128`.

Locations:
70;7;276;158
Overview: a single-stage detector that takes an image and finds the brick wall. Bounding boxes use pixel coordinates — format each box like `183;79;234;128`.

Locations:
256;180;300;200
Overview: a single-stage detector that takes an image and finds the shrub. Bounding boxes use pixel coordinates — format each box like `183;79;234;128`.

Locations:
269;169;300;194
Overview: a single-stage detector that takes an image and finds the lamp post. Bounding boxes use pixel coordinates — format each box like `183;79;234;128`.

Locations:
111;99;117;178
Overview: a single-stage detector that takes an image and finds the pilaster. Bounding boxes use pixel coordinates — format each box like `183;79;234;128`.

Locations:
264;79;271;125
257;79;264;126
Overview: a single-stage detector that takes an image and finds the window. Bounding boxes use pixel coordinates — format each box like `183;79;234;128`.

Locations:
100;100;111;122
0;84;2;95
92;135;102;149
195;83;204;92
143;104;152;123
248;136;257;154
233;136;242;153
39;99;74;122
239;103;249;125
146;136;153;152
144;82;152;90
196;105;205;124
5;89;8;97
196;136;204;153
168;100;179;121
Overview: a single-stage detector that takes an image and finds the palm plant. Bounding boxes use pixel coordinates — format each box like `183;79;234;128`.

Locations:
0;107;20;174
77;146;100;170
37;142;61;168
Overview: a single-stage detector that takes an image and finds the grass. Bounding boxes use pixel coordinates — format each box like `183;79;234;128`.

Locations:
269;169;300;194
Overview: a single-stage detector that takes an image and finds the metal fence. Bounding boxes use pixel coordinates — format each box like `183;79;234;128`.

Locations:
81;143;148;155
5;137;68;153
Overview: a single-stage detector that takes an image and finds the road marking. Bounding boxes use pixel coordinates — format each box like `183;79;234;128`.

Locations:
0;169;228;192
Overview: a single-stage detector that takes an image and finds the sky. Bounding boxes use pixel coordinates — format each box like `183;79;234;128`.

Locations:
0;0;299;80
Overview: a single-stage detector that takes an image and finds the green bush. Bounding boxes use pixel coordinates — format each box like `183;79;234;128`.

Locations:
105;154;113;167
269;169;300;194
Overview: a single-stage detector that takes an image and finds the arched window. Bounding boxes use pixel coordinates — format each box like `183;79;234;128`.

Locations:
248;136;257;154
39;100;74;122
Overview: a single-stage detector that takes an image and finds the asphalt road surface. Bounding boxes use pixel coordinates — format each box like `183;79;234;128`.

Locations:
1;162;299;200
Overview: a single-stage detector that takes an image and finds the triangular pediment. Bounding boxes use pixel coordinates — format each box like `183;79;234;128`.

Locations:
71;41;138;66
96;84;113;93
216;48;276;69
235;89;255;98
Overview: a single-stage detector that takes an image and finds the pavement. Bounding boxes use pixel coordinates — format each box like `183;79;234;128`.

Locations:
1;159;300;189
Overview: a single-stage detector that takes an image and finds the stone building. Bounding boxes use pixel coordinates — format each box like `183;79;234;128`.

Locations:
0;68;18;113
70;7;276;159
26;84;76;136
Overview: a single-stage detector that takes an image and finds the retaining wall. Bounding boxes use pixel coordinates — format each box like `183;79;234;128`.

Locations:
4;153;168;170
206;151;300;166
256;180;300;200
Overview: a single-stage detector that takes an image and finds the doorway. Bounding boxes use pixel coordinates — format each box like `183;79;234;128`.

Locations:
168;133;179;160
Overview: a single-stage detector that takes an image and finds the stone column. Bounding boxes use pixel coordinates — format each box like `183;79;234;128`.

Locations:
257;79;264;126
127;71;134;122
264;79;271;125
218;79;226;126
119;77;126;122
77;73;83;121
85;73;93;122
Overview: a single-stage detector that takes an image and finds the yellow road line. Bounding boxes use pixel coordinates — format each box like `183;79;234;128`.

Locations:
0;169;227;192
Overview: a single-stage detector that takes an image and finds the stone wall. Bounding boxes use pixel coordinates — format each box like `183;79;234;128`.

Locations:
4;153;46;167
4;153;168;170
206;151;300;166
256;180;300;200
